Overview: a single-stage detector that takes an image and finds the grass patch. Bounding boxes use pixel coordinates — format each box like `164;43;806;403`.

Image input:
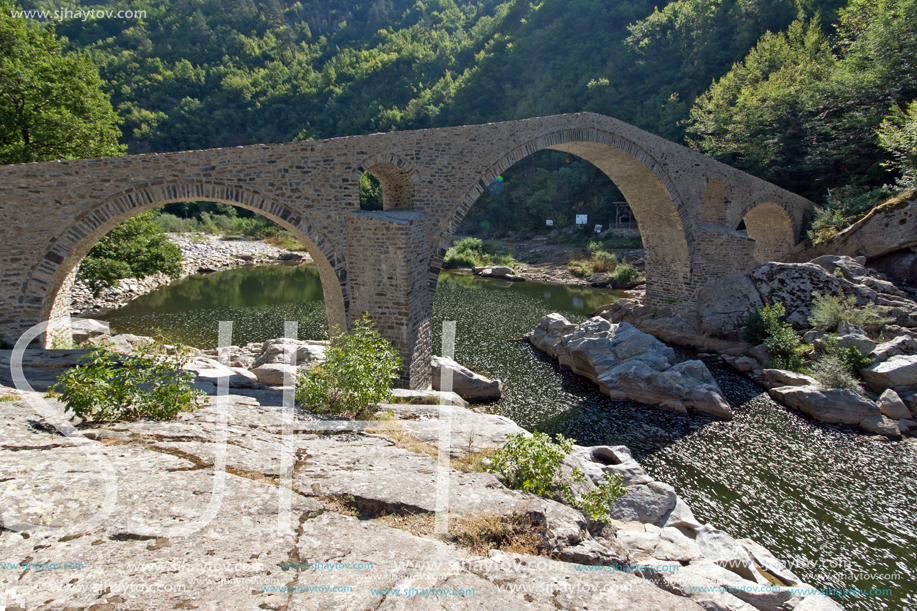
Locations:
448;512;546;556
388;394;443;405
443;237;517;269
264;231;307;251
567;241;642;287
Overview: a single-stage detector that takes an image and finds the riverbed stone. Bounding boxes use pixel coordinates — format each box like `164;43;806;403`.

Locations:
737;538;802;586
694;525;759;582
834;323;877;356
858;414;902;437
528;315;732;418
878;389;912;419
251;363;300;386
764;369;819;387
608;481;678;525
431;355;502;402
768;385;880;424
871;335;917;362
860;354;917;392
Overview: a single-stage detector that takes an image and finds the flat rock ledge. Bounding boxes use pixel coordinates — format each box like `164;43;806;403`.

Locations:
0;374;838;611
526;314;733;419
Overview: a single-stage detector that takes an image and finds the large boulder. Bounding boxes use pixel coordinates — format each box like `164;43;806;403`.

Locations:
70;318;110;345
871;335;917;362
768;385;880;424
697;275;764;338
432;355;502;402
860;354;917;392
878;389;912;420
528;315;733;418
751;259;917;329
251;363;300;386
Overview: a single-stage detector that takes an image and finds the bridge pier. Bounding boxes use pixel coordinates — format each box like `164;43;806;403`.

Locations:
346;209;433;390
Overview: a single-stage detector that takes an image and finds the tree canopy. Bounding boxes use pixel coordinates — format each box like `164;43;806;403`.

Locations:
0;0;123;163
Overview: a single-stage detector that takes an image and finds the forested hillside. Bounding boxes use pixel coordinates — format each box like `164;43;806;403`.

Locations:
13;0;917;229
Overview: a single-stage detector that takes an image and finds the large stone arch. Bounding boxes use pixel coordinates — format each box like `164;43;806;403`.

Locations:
735;195;797;264
439;128;694;307
27;183;349;346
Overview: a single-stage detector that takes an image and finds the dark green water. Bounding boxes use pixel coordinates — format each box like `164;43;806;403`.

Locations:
100;265;916;611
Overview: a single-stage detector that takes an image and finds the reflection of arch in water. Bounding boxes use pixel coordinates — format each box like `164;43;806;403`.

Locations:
444;129;694;307
735;195;797;263
35;183;348;346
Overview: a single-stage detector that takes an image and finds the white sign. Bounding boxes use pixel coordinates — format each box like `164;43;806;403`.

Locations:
546;219;554;226
594;224;603;233
575;214;587;225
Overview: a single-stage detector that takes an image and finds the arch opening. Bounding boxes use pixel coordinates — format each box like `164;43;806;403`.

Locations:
37;187;348;348
438;130;694;311
742;201;796;264
360;162;415;211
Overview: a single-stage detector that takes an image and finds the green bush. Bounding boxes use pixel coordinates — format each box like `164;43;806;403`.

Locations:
295;314;401;420
745;303;807;372
740;308;769;344
812;352;864;394
488;431;626;524
442;237;517;269
806;186;891;244
817;335;874;374
608;263;638;288
808;292;893;332
49;341;201;422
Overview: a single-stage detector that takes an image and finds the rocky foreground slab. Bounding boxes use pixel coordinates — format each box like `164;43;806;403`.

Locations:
0;362;839;610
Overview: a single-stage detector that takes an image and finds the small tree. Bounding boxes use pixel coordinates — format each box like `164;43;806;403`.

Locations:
295;313;401;420
878;100;917;189
78;211;183;296
49;340;201;422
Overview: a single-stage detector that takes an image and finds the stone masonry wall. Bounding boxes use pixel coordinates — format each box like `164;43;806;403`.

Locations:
0;112;814;388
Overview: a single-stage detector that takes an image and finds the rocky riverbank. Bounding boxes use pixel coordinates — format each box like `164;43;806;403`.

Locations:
0;338;842;611
71;233;313;316
588;256;917;440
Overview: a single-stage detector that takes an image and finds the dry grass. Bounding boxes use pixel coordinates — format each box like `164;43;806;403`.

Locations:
448;512;545;556
389;394;442;405
264;231;307;251
318;494;359;517
451;448;496;473
373;511;437;537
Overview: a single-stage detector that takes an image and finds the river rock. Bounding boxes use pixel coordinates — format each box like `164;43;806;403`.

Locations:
251;363;300;386
431;355;503;402
764;369;819;387
87;333;154;354
738;538;801;586
871;335;917;362
834;322;876;356
528;315;732;418
860;354;917;391
878;389;912;419
694;525;758;582
767;385;880;424
697;275;764;338
70;318;110;345
608;481;678;524
859;414;902;437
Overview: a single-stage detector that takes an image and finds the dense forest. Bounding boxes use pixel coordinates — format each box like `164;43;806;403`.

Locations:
7;0;917;233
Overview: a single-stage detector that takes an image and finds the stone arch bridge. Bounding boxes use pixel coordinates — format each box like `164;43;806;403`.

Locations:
0;113;813;388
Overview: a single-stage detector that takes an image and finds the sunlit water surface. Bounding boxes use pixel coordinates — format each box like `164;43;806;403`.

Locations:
100;265;917;611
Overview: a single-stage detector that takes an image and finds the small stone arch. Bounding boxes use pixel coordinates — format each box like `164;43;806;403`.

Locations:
441;128;694;308
354;154;420;210
736;195;797;264
701;175;730;226
29;183;349;346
